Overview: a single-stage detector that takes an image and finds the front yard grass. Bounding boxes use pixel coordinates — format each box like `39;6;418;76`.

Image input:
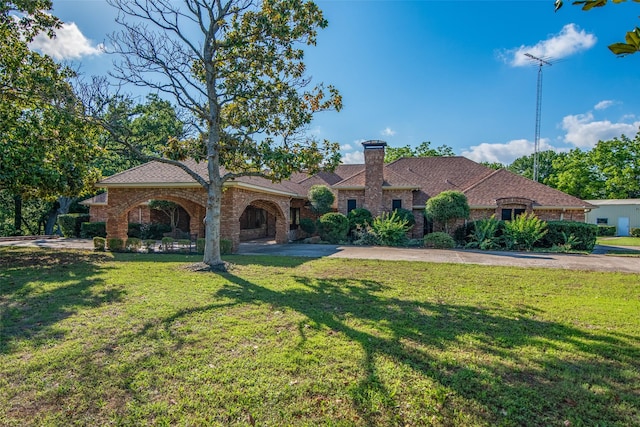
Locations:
1;247;639;426
597;236;640;247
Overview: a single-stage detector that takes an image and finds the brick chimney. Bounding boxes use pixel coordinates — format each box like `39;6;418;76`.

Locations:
362;140;386;217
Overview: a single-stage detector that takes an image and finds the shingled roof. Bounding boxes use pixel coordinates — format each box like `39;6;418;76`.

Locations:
96;156;593;210
98;159;308;196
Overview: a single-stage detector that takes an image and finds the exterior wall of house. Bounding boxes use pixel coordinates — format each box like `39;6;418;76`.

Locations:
585;203;640;233
221;187;290;251
101;186;290;252
382;189;413;213
89;205;108;223
337;189;365;214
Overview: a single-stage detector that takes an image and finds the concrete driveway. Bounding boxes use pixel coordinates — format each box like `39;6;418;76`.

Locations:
1;237;639;274
238;242;640;274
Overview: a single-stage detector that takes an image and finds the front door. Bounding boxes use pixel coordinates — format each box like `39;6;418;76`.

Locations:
618;217;630;236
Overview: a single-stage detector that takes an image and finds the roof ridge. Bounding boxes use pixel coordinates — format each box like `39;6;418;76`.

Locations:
461;168;503;193
332;168;365;187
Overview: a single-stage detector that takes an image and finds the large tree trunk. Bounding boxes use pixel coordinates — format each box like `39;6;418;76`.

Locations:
44;197;73;235
202;181;224;267
13;195;22;235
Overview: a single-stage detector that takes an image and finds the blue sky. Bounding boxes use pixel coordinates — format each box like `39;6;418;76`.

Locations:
33;0;640;165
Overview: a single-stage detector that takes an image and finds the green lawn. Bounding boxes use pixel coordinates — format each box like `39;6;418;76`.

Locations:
597;236;640;247
1;248;639;426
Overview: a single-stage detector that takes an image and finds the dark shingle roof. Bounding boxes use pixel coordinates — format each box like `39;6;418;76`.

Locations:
97;157;592;209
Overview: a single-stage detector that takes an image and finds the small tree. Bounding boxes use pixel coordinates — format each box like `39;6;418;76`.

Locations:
317;212;349;243
148;200;180;233
308;185;335;216
425;191;470;234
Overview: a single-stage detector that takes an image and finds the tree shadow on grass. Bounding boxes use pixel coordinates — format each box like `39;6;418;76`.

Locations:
213;272;640;426
0;248;123;354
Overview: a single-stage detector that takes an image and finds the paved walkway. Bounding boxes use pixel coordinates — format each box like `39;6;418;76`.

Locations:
1;237;639;274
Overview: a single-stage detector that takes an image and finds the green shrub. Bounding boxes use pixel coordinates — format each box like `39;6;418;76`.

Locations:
597;225;616;236
465;215;502;250
539;221;598;252
453;221;475;246
128;223;142;238
318;212;349;244
351;226;377;246
125;237;142;252
423;232;455;249
551;232;583;253
161;237;174;251
177;239;191;253
143;240;156;252
58;213;90;237
631;228;640;238
107;238;124;252
144;223;172;240
308;185;335;215
347;208;372;231
371;211;410;246
393;208;415;227
503;213;547;251
299;217;316;235
80;222;106;238
196;238;206;253
93;237;106;251
220;239;233;255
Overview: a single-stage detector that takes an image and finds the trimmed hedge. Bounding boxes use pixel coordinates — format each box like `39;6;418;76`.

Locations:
299;218;316;235
597;225;616;237
128;222;172;239
347;208;372;231
423;232;455;249
81;222;106;238
106;238;124;252
93;237;106;251
631;228;640;238
318;212;349;244
58;214;90;238
220;239;233;255
538;221;597;252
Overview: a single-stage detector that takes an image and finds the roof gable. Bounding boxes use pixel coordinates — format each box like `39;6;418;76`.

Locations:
464;169;595;208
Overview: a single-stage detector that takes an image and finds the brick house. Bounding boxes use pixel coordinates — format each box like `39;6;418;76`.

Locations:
84;140;594;250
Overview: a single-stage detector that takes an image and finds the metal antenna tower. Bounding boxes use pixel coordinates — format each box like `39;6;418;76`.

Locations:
524;53;552;182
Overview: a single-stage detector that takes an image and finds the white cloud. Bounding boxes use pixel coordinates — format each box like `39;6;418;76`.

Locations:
339;143;353;151
30;22;104;60
594;100;614;111
341;151;364;164
561;112;640;148
461;138;555;165
380;127;396;137
503;24;596;67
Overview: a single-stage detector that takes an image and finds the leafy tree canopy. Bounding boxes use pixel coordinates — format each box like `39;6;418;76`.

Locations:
99;0;342;267
308;185;335;215
0;0;100;200
384;141;455;163
507;150;561;184
425;190;470;233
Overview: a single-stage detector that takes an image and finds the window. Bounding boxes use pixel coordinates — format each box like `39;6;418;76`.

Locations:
347;199;357;213
290;208;300;230
392;199;402;211
501;208;526;221
596;218;608;225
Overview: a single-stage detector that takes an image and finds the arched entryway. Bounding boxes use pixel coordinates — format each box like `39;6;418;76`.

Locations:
231;196;289;249
104;188;206;241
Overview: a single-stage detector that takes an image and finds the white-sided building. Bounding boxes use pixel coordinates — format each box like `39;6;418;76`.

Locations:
585;199;640;236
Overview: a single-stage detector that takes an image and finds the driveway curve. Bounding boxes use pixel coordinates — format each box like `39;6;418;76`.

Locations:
1;237;638;274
